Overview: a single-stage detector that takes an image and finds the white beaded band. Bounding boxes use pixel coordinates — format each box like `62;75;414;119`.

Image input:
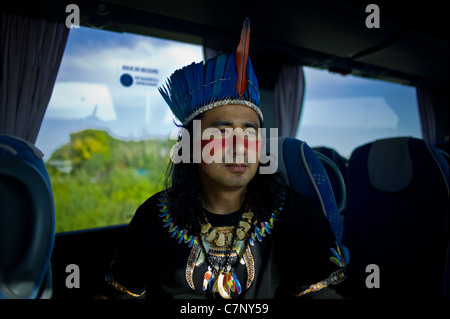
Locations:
184;99;264;125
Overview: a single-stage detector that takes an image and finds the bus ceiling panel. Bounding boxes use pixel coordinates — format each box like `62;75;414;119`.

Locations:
3;0;447;85
353;30;449;85
92;0;445;86
100;0;406;59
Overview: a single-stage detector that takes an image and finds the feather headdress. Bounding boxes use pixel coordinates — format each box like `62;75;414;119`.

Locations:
159;18;262;125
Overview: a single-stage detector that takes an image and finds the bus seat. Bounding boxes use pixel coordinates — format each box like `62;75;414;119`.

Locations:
434;139;449;156
342;137;449;298
265;137;348;258
313;147;349;180
0;135;55;299
313;146;349;216
434;140;449;166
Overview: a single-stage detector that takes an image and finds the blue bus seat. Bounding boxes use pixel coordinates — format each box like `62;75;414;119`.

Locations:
0;135;55;299
434;139;449;156
313;146;349;215
342;137;449;298
434;140;449;168
265;137;348;264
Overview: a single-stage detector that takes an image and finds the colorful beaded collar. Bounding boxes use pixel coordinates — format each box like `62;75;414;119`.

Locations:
156;191;286;248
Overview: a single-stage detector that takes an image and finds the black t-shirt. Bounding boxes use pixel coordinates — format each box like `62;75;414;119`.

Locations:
100;187;345;299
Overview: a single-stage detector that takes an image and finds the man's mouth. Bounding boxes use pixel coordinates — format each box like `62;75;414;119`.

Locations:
224;163;248;172
225;163;247;167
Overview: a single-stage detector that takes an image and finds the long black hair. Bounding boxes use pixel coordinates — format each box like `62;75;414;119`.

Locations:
164;114;286;234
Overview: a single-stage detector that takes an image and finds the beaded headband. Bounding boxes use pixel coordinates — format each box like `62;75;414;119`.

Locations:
159;18;263;125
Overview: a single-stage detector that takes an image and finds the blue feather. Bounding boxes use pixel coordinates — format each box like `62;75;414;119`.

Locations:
177;230;185;244
245;58;260;105
249;234;255;246
263;222;272;234
232;272;242;294
163;220;172;228
212;54;227;101
330;248;341;261
255;228;262;242
203;57;215;104
219;54;238;101
188;236;195;247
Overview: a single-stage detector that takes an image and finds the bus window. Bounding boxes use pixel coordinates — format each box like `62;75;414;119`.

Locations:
297;67;422;158
35;26;203;233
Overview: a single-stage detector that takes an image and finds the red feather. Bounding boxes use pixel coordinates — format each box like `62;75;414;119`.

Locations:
235;18;250;97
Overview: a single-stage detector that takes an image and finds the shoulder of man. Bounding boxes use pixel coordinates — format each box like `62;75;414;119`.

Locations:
283;185;323;215
128;189;170;226
138;189;167;209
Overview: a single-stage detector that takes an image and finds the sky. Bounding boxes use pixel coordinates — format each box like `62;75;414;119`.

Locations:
36;27;203;158
35;26;422;159
297;67;421;157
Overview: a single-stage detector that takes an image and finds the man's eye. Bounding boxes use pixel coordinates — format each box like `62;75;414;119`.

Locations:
244;128;258;136
219;128;232;134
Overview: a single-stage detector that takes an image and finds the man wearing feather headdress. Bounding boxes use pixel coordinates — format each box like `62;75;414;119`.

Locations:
98;18;346;300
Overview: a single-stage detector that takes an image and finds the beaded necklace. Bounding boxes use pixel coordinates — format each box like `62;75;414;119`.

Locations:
158;190;286;298
197;204;255;299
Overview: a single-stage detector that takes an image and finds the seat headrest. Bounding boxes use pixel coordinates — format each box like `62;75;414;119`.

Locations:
367;137;413;192
0;135;54;299
0;134;44;160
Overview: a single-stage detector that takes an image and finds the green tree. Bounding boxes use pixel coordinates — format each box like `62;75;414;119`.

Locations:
46;129;175;233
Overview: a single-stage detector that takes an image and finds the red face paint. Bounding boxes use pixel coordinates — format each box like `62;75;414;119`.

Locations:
199;138;226;168
199;134;261;168
232;134;261;154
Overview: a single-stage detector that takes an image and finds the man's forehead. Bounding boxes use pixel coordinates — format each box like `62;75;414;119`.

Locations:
201;105;261;127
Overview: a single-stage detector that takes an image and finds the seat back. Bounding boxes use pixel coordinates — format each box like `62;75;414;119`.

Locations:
265;137;346;246
342;137;449;298
0;135;55;299
434;139;449;157
313;146;349;215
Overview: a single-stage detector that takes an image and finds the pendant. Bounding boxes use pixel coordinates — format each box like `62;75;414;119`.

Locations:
217;272;231;299
206;270;243;299
202;270;212;291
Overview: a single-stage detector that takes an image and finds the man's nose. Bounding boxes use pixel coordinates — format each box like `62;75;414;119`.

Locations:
233;134;246;156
